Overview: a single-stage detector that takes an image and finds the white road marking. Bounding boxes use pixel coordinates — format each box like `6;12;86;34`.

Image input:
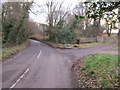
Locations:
37;50;42;58
10;68;30;89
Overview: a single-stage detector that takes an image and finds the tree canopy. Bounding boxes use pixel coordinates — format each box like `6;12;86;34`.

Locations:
2;2;33;45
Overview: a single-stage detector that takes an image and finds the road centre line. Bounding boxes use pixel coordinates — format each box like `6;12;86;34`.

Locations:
10;68;30;89
37;50;42;58
9;50;42;88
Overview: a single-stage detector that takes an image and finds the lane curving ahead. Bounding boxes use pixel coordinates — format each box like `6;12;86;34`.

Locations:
2;40;72;88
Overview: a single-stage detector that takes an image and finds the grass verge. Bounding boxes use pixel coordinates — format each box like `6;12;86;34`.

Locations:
77;54;119;88
29;35;101;49
44;42;101;49
2;40;29;60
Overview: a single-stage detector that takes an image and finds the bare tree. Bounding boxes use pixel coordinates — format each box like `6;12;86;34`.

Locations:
104;11;118;36
32;0;72;41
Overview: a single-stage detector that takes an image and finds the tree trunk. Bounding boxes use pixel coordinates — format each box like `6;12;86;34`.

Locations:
93;18;96;26
109;24;112;36
118;6;120;36
98;16;101;26
117;29;120;36
107;31;111;36
107;26;111;36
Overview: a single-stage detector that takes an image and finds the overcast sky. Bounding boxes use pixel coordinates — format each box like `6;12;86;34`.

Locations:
29;0;118;27
29;0;85;24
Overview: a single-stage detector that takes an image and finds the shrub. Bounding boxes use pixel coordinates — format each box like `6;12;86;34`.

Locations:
56;28;76;44
73;44;79;47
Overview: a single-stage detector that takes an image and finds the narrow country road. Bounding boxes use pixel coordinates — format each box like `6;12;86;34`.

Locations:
58;43;118;63
2;40;118;88
2;40;72;88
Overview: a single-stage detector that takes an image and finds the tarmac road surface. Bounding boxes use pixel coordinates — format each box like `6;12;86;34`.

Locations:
2;40;72;88
2;39;118;88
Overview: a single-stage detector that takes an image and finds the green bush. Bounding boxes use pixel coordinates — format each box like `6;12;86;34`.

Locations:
56;28;76;44
2;2;32;46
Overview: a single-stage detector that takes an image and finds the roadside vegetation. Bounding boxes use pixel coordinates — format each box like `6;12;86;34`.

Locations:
44;42;101;48
2;40;29;60
2;1;119;49
77;54;119;88
1;2;39;60
2;2;33;46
